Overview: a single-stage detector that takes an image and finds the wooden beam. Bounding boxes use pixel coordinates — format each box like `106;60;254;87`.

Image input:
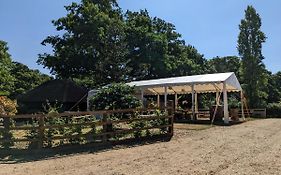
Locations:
223;82;229;124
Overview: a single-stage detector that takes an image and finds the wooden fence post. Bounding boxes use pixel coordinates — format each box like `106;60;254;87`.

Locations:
3;117;11;141
168;115;174;136
38;115;45;149
3;117;10;131
102;114;108;143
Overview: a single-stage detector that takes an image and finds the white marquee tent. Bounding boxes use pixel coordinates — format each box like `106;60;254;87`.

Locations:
127;72;245;124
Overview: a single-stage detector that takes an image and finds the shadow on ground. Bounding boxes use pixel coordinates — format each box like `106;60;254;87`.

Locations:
0;135;172;164
175;119;245;126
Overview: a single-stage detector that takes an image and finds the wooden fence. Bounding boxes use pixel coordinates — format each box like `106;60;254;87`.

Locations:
239;108;266;118
0;108;173;149
174;108;266;120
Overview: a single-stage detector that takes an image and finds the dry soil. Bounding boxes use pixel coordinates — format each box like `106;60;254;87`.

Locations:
1;119;281;175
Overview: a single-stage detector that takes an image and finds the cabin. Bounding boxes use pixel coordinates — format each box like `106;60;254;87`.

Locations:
17;79;88;113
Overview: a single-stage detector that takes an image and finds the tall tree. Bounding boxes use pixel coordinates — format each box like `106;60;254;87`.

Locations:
38;0;128;86
124;10;207;80
0;40;14;96
39;1;208;86
238;6;267;107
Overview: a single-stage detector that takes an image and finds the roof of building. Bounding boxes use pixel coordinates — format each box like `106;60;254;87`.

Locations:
17;79;88;103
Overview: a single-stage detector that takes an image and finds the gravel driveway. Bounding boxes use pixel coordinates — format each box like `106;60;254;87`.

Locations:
1;119;281;175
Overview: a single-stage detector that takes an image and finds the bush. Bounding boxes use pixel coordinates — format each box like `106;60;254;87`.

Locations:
267;103;281;118
89;83;141;113
0;96;16;148
27;101;86;148
0;96;17;115
130;110;169;138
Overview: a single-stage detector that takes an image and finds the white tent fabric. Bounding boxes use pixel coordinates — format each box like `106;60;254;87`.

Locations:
127;72;244;124
126;72;242;95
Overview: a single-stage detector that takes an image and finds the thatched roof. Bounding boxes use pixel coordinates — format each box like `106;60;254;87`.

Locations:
17;79;88;103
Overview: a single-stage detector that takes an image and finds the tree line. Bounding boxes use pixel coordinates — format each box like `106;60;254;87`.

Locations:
1;0;281;109
0;40;51;98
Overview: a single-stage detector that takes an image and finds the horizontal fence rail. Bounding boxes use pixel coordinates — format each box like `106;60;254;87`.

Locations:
0;108;173;150
174;108;266;121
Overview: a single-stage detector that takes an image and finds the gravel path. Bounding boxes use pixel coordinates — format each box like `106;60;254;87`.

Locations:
1;119;281;175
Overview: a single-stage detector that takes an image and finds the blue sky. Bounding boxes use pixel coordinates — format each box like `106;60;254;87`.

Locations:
0;0;280;75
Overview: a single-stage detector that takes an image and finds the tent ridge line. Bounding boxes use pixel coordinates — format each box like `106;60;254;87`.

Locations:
134;81;224;89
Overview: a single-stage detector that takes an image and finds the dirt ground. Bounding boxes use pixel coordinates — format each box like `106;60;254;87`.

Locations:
1;119;281;175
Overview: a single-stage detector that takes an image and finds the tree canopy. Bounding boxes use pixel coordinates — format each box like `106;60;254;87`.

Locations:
10;62;52;98
208;56;241;79
124;10;206;79
267;71;281;103
38;0;207;87
89;83;141;111
38;0;128;86
0;40;51;98
0;41;14;96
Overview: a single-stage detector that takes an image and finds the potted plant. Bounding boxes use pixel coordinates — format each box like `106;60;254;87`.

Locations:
228;97;240;121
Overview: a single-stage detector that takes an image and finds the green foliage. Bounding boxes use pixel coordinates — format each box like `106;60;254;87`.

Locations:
125;10;206;79
27;101;88;148
44;101;85;146
150;109;169;134
130;109;169;138
38;1;208;86
208;56;241;79
267;71;281;103
228;95;241;109
238;6;268;108
10;62;52;98
89;83;141;112
130;114;147;138
38;0;128;86
1;40;51;99
266;102;281;118
0;40;14;96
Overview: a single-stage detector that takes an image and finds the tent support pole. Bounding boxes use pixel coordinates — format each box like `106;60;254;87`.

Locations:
175;93;178;110
216;91;219;105
241;91;245;121
223;82;229;124
164;86;168;109
211;90;223;125
192;84;195;120
195;92;198;120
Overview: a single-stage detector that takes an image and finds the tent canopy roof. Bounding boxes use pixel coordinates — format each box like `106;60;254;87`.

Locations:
126;72;242;95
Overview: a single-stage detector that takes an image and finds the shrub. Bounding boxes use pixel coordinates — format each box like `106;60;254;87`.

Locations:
228;96;241;109
0;96;17;115
89;83;141;116
0;96;16;148
27;101;86;148
267;103;281;118
130;109;169;138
